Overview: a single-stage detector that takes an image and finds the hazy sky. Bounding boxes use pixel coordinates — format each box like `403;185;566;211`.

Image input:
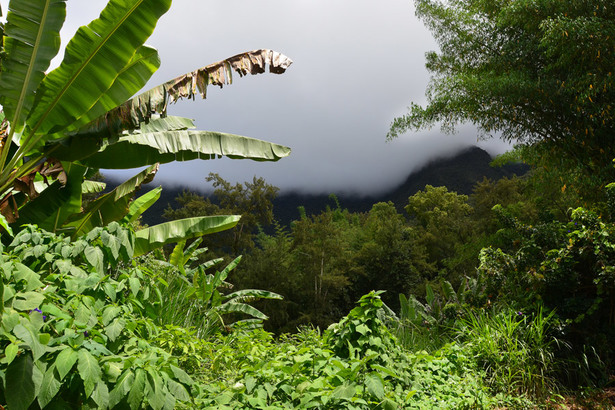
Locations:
4;0;511;194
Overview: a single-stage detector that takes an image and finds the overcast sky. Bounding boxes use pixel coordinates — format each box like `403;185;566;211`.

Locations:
5;0;511;195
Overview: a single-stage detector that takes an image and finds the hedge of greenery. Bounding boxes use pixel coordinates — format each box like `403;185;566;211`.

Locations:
0;224;533;409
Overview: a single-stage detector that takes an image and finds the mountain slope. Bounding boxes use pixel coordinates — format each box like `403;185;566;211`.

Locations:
132;146;527;227
272;146;527;225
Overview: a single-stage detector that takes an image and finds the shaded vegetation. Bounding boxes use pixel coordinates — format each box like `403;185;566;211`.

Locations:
1;0;615;407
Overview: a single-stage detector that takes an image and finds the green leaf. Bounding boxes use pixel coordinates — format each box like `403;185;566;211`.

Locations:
440;279;456;303
133;215;240;256
39;332;51;345
166;379;190;402
14;263;44;291
0;0;66;132
365;373;385;400
108;370;134;408
74;303;93;327
225;288;283;301
128;277;140;297
2;311;20;332
41;303;71;320
102;306;122;326
370;364;399;380
92;380;110;409
163;390;176;410
216;302;268;320
55;347;78;380
15;162;87;233
139;116;196;133
169;365;193;386
66;45;161;134
0;214;14;237
5;343;19;365
217;255;241;282
66;164;158;236
101;230;120;260
183;237;204;261
77;349;102;397
168;241;186;271
57;116;195;162
425;283;435;307
127;368;146;410
105;318;125;342
13;291;45;311
77;130;292;169
5;353;36;410
81;180;106;194
331;383;356;401
25;0;172;138
84;246;104;273
120;186;162;224
383;398;398;410
105;361;123;381
145;368;165;410
38;364;62;408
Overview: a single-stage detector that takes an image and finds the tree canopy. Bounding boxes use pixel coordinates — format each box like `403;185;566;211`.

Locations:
163;173;279;256
389;0;615;193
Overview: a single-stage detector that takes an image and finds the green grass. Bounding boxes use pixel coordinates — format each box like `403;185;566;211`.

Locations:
455;306;565;398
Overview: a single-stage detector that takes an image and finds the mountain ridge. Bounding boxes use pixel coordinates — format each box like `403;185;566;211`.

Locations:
130;146;528;227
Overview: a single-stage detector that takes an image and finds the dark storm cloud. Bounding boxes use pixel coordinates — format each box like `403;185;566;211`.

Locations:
7;0;510;194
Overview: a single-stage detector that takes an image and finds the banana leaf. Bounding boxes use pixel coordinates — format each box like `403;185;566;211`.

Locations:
76;130;291;169
14;162;87;233
120;186;162;224
0;0;66;133
65;164;158;236
51;116;195;162
25;0;171;139
225;289;283;302
82;180;106;194
65;45;161;134
133;215;240;257
82;49;293;135
215;302;268;320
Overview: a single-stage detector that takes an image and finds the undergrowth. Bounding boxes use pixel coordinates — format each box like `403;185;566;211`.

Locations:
0;225;564;408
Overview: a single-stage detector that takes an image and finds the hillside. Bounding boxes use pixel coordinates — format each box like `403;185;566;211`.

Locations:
132;146;528;227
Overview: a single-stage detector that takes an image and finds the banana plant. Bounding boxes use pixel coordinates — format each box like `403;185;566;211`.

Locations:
0;0;292;244
160;241;283;337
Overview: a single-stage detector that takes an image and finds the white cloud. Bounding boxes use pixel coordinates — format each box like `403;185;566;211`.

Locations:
2;0;511;194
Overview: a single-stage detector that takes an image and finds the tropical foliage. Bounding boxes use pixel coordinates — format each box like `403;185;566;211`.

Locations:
190;293;524;409
0;0;613;407
0;223;194;409
389;0;615;198
163;173;280;258
0;222;284;408
0;0;292;242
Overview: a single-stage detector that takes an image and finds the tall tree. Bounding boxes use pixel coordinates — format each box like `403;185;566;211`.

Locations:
406;185;474;279
389;0;615;197
164;173;279;256
291;208;355;325
351;202;429;310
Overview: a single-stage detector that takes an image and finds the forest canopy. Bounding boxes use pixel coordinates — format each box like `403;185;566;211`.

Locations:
389;0;615;193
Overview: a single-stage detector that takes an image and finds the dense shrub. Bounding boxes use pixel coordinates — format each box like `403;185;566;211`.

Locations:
477;206;615;385
0;224;195;409
189;292;529;409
